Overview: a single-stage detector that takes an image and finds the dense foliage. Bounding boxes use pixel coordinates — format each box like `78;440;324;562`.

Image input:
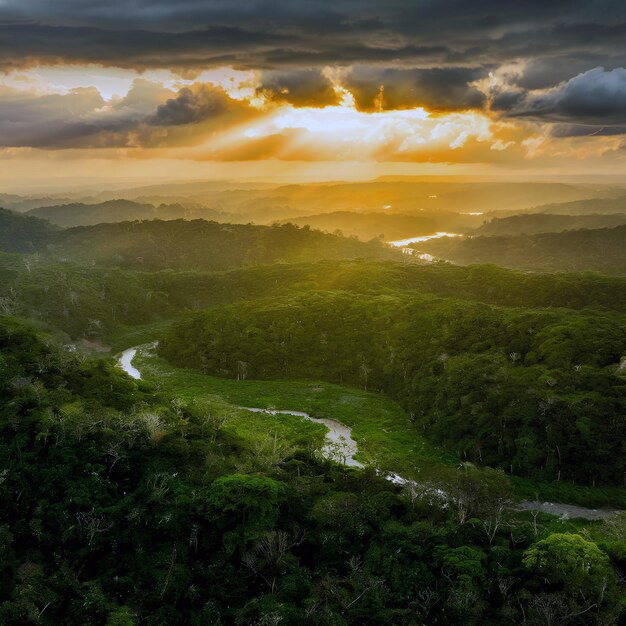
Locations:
1;317;623;625
49;220;401;270
160;291;626;485
3;253;626;341
0;254;170;339
0;209;55;254
0;211;403;271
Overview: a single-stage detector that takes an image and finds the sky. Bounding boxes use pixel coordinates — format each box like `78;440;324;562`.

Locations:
1;0;626;185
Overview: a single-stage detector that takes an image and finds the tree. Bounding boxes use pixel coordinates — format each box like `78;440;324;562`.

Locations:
203;474;285;553
524;534;612;594
523;534;617;622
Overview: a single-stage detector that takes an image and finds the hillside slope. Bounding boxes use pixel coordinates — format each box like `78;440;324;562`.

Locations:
475;213;626;237
0;208;55;253
0;211;403;270
531;195;626;215
27;199;226;227
49;219;402;270
418;225;626;274
276;210;488;240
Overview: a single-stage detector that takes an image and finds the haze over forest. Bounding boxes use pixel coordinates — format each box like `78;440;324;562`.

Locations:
0;1;625;625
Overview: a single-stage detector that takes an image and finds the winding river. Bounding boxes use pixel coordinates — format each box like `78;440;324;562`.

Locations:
236;407;364;468
387;232;461;247
118;348;363;467
119;348;141;379
118;347;619;521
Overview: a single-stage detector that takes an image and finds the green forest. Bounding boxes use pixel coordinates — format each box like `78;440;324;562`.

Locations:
159;291;626;485
2;315;625;625
0;210;400;271
0;206;625;624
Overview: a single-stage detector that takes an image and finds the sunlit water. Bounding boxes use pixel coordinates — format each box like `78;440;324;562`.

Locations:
119;348;141;379
388;232;461;247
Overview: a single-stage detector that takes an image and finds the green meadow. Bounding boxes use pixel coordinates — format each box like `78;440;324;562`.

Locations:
134;348;454;480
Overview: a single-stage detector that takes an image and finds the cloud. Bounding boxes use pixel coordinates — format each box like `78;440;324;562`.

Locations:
0;0;625;134
549;124;626;138
0;23;287;73
199;103;504;164
257;69;339;107
490;67;626;132
343;66;487;112
0;80;258;148
1;1;625;79
0;85;107;147
1;0;626;165
512;67;626;127
152;85;232;126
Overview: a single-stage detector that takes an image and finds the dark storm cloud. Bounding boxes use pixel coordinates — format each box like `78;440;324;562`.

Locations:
152;85;231;125
0;23;286;72
344;67;487;111
550;124;626;137
257;69;339;107
2;1;625;72
2;0;626;127
502;68;626;131
514;58;614;91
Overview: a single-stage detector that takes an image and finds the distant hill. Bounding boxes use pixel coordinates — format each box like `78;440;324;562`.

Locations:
91;180;274;202
7;181;621;227
277;211;439;240
417;225;626;274
48;219;402;270
531;195;626;216
276;210;492;241
233;181;613;215
27;199;226;227
0;193;76;213
474;213;626;236
0;208;55;253
70;180;620;218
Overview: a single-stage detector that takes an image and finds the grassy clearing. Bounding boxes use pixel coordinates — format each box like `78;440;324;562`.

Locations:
223;405;327;455
134;349;453;480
